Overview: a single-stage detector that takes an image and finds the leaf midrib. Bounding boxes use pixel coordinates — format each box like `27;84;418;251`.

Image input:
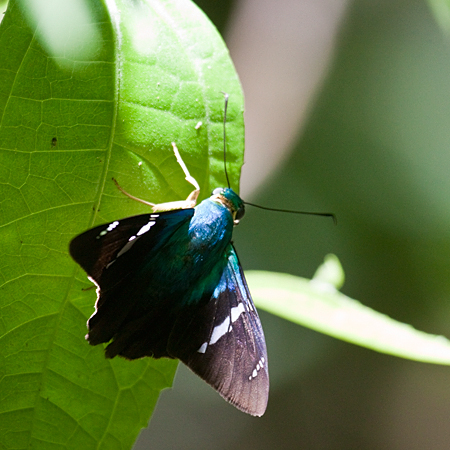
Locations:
25;1;122;446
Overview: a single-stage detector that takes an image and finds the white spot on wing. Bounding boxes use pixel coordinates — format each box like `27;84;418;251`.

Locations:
197;302;247;353
210;316;230;345
137;220;155;236
107;221;119;231
116;239;137;258
97;221;120;239
248;356;266;381
198;342;207;354
230;302;245;322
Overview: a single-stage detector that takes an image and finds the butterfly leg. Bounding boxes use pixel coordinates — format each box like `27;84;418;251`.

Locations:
171;142;200;205
150;143;200;212
112;178;156;207
112;143;200;212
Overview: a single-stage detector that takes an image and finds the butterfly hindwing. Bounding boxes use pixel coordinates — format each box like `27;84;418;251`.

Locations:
168;244;269;416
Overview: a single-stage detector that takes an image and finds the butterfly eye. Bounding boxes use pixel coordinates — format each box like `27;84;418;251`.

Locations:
235;204;245;222
212;187;224;196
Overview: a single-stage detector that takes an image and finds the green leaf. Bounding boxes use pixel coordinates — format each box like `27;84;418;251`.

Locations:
0;0;244;448
248;257;450;365
311;253;345;290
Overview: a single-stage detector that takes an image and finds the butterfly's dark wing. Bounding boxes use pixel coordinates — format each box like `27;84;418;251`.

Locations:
69;209;194;346
70;206;269;415
168;244;269;416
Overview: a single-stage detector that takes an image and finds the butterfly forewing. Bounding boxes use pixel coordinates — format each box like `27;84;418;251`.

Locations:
168;245;269;416
70;209;194;345
70;210;194;283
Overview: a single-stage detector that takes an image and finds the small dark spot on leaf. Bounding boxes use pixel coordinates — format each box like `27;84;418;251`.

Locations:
82;285;96;292
51;137;57;147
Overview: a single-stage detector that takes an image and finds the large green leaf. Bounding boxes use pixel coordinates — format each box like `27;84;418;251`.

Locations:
0;0;244;448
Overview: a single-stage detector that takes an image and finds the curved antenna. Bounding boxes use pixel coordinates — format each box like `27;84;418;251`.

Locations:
244;201;337;225
221;92;231;188
221;93;336;225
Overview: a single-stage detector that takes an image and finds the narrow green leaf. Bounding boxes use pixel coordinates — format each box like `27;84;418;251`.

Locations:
248;259;450;365
0;0;244;448
311;253;345;290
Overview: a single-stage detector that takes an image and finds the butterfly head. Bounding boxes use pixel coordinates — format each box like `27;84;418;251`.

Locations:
211;187;245;225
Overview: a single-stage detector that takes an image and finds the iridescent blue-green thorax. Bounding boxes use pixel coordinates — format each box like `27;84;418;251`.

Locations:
188;187;244;264
181;188;244;302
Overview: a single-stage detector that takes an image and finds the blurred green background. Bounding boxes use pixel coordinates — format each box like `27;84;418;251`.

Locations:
136;0;450;449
